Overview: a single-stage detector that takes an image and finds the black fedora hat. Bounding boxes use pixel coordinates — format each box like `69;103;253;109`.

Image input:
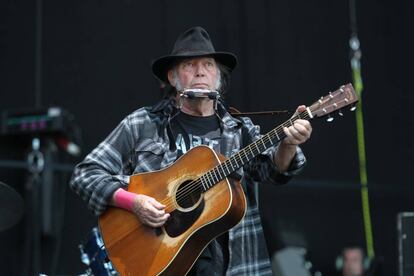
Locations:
152;26;237;83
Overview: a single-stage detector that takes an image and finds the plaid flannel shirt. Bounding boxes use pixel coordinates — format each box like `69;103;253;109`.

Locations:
70;98;306;275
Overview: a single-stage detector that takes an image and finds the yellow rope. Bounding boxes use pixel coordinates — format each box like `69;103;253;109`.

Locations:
352;65;375;259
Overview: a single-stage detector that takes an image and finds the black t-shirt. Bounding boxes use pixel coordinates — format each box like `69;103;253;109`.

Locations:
171;111;222;158
170;111;229;275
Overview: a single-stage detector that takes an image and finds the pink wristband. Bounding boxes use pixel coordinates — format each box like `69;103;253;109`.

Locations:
113;189;136;211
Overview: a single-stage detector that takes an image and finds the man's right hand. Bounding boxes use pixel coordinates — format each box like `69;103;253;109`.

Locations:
132;194;170;228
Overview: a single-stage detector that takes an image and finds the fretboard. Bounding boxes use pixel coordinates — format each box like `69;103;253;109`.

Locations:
200;110;311;191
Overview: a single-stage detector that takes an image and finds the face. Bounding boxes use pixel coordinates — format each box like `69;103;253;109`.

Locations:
168;57;219;91
342;248;364;276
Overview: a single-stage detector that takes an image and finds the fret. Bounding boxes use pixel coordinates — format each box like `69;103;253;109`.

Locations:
233;155;240;167
206;171;213;188
221;166;226;179
248;146;255;157
230;158;240;170
223;161;231;175
215;167;222;180
234;153;241;166
254;142;260;154
275;130;280;140
227;159;233;170
243;149;250;162
276;129;282;140
200;175;207;191
269;136;274;145
240;149;248;163
206;176;211;190
239;152;246;164
215;166;226;181
212;169;219;183
217;168;223;181
208;170;215;184
256;141;263;152
218;166;226;180
229;159;236;171
261;139;267;150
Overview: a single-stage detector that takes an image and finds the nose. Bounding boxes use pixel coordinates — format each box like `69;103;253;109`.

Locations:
194;63;206;77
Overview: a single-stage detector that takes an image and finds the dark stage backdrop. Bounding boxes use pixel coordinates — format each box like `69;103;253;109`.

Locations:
1;0;413;275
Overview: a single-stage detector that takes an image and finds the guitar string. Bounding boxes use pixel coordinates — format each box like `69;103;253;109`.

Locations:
160;109;315;209
158;110;313;211
125;97;350;231
163;111;305;206
175;114;308;202
158;96;351;211
159;115;307;211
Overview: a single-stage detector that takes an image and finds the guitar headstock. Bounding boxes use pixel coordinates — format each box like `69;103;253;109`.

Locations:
309;83;358;120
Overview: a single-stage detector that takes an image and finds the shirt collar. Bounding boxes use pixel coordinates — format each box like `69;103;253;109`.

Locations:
216;100;242;129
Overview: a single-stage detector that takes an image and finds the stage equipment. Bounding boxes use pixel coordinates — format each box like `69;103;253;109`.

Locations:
0;106;80;275
79;227;117;276
0;181;24;231
2;106;73;135
1;106;81;156
272;247;312;276
398;212;414;276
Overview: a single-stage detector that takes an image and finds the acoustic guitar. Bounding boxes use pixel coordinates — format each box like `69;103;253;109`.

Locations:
99;83;358;275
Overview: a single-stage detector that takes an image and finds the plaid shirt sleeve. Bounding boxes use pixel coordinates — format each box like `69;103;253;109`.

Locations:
69;114;137;215
239;116;307;185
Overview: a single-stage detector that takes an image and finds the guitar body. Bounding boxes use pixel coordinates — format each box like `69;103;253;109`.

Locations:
99;146;247;276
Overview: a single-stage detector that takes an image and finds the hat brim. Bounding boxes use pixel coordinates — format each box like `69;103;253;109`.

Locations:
151;52;237;83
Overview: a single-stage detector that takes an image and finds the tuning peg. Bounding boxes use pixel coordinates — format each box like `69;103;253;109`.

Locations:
350;104;357;111
326;115;334;122
338;110;344;116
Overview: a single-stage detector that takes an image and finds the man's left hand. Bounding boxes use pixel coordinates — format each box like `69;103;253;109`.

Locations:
274;105;312;173
282;105;312;146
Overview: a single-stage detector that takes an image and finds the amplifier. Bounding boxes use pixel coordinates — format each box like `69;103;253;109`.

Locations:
1;107;74;136
398;212;414;276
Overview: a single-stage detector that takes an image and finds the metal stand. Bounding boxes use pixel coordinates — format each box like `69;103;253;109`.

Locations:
0;137;75;276
21;138;43;276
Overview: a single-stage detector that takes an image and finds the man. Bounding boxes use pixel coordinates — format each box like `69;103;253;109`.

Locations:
340;247;366;276
70;26;312;275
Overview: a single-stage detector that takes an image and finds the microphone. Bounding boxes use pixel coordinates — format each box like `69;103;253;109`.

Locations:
180;89;220;100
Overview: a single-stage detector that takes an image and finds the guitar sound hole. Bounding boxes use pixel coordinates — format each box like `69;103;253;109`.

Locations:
176;180;202;209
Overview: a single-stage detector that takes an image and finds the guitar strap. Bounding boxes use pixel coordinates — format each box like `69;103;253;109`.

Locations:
228;106;293;117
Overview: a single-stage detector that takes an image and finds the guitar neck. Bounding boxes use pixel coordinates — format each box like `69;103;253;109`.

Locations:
200;110;312;191
200;83;358;191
